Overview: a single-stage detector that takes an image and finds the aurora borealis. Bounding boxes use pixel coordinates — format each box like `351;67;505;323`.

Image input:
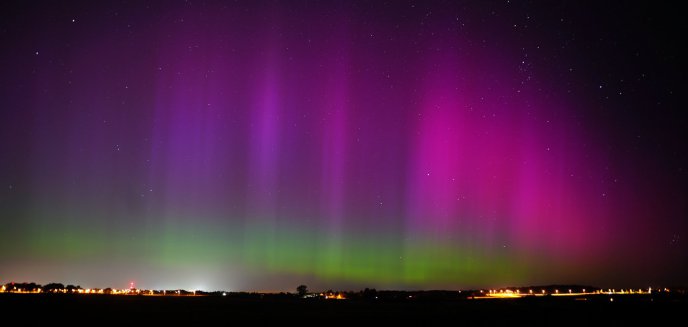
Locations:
1;1;686;292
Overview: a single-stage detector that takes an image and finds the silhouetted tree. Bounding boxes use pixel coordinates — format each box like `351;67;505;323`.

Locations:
66;285;81;293
363;288;377;299
43;283;65;293
296;285;308;297
12;282;41;292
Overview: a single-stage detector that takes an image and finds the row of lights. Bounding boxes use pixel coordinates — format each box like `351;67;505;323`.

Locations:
481;287;663;297
0;286;202;296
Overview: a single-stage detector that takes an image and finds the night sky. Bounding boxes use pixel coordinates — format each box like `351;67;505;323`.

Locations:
1;1;686;292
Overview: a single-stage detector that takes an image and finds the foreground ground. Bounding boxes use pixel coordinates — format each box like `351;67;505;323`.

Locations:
1;293;686;324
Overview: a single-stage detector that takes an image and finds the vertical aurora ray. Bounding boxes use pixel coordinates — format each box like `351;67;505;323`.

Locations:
318;25;353;279
0;1;685;291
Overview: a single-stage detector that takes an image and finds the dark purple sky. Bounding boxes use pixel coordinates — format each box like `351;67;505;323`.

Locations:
0;1;686;291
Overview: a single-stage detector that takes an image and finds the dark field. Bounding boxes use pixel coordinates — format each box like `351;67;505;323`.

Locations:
2;293;686;324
